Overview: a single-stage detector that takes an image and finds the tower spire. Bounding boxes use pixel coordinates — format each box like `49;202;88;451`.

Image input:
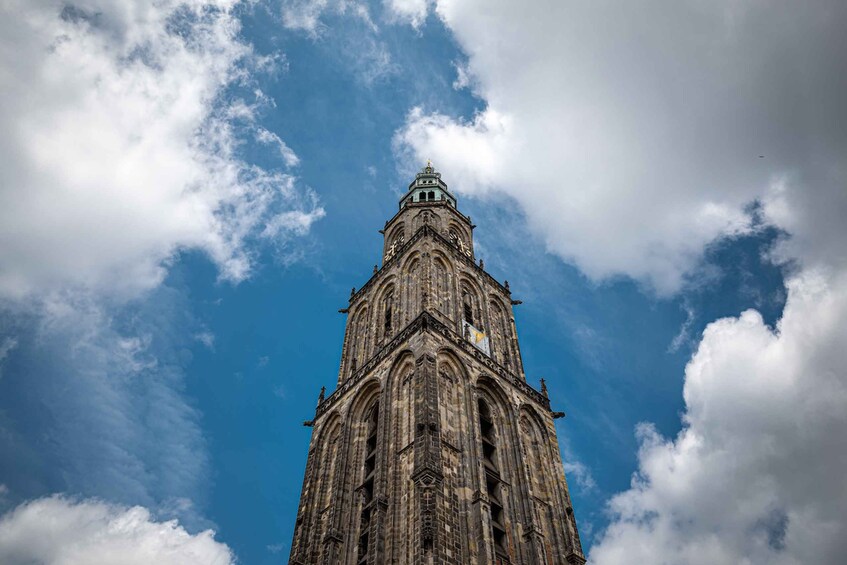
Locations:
399;160;457;209
288;165;586;565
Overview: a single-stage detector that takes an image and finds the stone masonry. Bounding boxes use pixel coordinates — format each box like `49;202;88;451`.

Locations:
289;164;586;565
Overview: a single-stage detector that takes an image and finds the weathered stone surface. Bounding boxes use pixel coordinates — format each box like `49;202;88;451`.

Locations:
289;166;585;564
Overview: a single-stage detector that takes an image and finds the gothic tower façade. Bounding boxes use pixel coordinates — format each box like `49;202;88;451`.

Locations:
289;164;586;565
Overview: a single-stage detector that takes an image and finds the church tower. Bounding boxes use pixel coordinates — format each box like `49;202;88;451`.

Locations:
289;164;586;565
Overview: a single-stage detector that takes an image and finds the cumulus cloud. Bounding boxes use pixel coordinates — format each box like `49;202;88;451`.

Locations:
0;2;328;537
0;496;233;565
388;1;847;562
591;268;847;564
393;0;847;294
0;0;323;301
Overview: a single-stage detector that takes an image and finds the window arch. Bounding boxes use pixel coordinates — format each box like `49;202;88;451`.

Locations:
519;414;549;500
432;255;453;318
459;280;482;328
489;300;512;369
383;292;394;338
377;282;396;341
348;305;370;373
478;398;510;561
519;408;567;560
403;255;422;321
303;415;342;563
357;399;380;562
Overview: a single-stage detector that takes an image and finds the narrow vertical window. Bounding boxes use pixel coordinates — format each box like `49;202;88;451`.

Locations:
358;401;379;564
383;294;393;337
463;293;474;326
479;399;509;561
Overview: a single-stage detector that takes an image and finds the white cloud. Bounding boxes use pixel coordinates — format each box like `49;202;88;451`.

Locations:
383;0;430;28
280;0;396;85
0;337;18;378
0;496;233;565
0;1;325;558
194;331;216;351
393;0;846;295
0;338;16;360
281;0;332;34
0;292;213;524
667;302;696;353
563;460;597;493
388;1;847;562
267;542;286;554
256;127;301;167
591;267;847;564
451;60;471;91
282;0;377;35
0;0;323;301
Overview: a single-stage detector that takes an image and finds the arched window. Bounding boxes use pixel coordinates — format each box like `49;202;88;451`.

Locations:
305;420;341;563
489;301;512;369
478;398;509;560
383;291;394;338
405;258;421;321
433;258;452;317
520;416;548;500
349;306;370;373
428;191;435;200
519;412;564;559
357;401;380;562
460;285;479;327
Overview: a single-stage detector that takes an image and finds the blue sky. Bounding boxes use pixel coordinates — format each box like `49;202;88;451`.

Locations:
0;1;846;564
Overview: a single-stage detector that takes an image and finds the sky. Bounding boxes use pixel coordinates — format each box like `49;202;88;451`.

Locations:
0;0;845;564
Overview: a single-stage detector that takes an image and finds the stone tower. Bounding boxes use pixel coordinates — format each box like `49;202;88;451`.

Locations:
289;164;586;565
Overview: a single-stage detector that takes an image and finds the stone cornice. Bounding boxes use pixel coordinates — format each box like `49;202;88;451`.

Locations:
315;312;550;420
